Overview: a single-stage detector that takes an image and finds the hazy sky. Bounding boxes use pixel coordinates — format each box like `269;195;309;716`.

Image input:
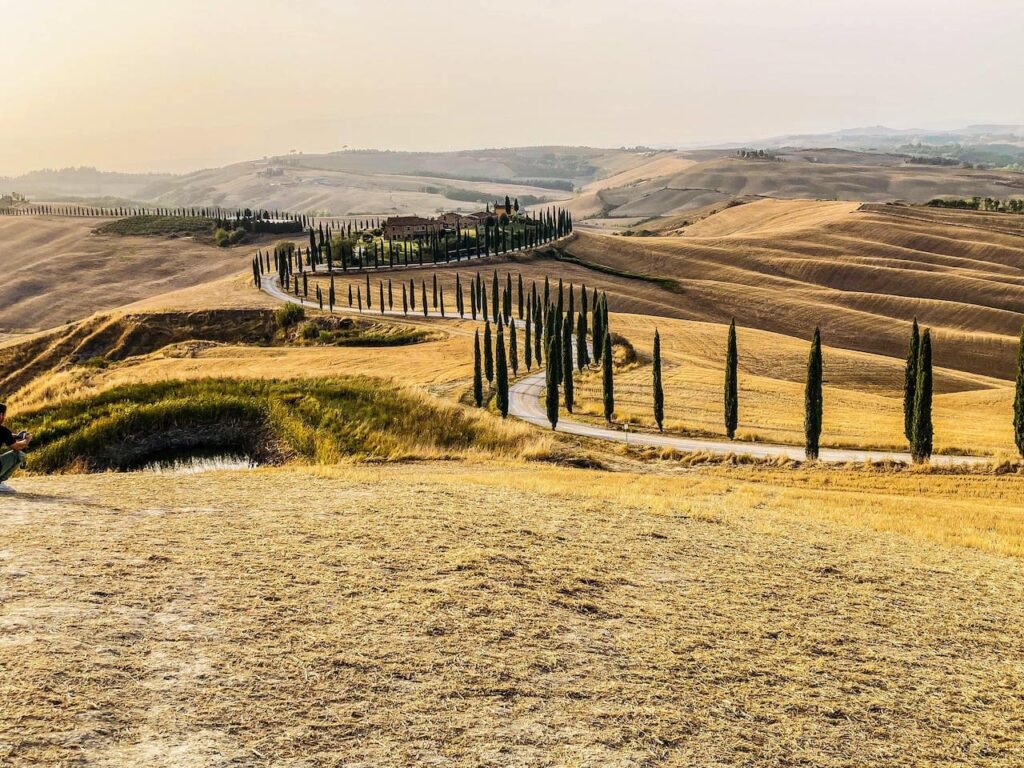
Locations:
2;0;1022;175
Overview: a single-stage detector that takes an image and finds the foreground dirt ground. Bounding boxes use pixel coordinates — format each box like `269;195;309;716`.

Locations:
2;464;1023;766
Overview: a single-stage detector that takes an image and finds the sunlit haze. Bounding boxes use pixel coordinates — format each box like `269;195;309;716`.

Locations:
2;0;1022;175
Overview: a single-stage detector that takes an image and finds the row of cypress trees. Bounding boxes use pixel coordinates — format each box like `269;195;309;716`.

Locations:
275;259;1024;462
256;211;573;290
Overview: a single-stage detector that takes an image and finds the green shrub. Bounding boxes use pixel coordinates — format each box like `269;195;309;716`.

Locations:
300;322;320;341
275;303;305;329
213;228;231;247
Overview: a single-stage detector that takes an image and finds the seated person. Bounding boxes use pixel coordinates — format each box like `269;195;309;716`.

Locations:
0;403;32;491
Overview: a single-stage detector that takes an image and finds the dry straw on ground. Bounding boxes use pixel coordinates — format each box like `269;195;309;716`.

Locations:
2;463;1023;766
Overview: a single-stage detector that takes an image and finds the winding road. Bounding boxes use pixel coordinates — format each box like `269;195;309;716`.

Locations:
262;272;989;467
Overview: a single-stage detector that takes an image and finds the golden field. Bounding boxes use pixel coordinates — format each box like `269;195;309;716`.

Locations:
1;201;1024;766
2;463;1023;766
0;217;250;333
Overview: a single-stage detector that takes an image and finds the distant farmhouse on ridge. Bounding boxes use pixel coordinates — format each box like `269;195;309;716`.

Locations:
382;199;523;240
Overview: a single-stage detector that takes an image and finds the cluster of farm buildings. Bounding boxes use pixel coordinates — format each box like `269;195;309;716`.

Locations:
382;201;518;239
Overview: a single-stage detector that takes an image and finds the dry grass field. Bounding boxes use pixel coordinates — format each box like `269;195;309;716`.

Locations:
2;197;1024;766
0;217;249;333
568;149;1024;218
2;463;1023;766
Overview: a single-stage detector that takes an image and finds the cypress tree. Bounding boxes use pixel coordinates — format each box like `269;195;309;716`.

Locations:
421;282;428;317
402;284;408;316
357;288;363;313
533;294;543;364
481;283;488;322
496;324;509;417
432;273;438;309
440;286;446;317
804;327;823;460
388;278;393;310
602;330;614;423
725;319;739;439
509;318;519;376
562;315;574;413
592;294;604;364
903;319;920;444
911;329;933;463
524;306;533;371
410;278;416;311
652;329;664;431
329;276;336;312
492;270;500;321
472;330;483;407
505;272;513;320
456;273;464;317
348;283;353;307
484;320;494;384
576;312;587;371
545;336;560;429
1014;324;1024;457
366;273;372;307
517;273;524;319
470;281;477;319
379;282;385;315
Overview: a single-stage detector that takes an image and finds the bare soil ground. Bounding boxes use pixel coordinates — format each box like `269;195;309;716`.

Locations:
2;463;1023;766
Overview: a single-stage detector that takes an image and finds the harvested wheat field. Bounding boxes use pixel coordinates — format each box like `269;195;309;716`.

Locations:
2;464;1023;766
571;313;1018;455
0;217;251;333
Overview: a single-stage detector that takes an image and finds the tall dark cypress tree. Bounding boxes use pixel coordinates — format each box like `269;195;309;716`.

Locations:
1014;323;1024;457
484;320;494;384
903;319;920;445
524;303;533;371
911;328;933;463
576;312;587;372
804;327;823;460
517;273;524;319
388;278;393;310
505;272;513;320
366;273;371;308
473;330;484;407
913;331;937;462
432;273;438;309
602;330;614;423
652;329;664;432
592;294;604;365
533;294;543;364
545;337;560;429
562;315;574;413
496;323;509;417
421;282;428;317
402;284;408;316
379;282;385;315
509;318;519;376
492;270;499;322
725;319;739;439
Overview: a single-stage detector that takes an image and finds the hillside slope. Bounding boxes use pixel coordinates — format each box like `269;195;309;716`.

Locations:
0;217;249;333
561;201;1024;379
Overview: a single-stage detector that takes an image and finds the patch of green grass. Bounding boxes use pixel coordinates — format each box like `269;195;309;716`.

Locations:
21;377;532;472
94;215;217;238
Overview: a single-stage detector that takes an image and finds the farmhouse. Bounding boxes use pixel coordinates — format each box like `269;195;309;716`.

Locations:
438;212;481;229
383;215;442;239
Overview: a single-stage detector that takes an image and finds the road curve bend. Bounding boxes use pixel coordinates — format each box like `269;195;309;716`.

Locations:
263;273;989;467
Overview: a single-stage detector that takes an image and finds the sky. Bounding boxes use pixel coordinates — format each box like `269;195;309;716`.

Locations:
2;0;1022;176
